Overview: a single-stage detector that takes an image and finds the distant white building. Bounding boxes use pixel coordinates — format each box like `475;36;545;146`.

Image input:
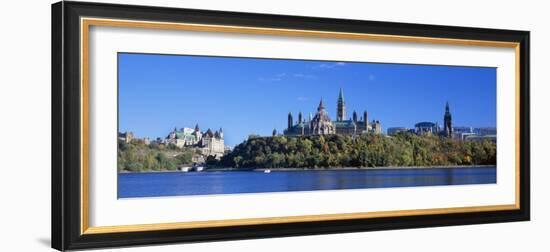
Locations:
118;131;134;143
452;126;473;140
387;127;408;136
459;132;478;141
165;124;225;158
200;128;225;158
474;127;497;136
464;134;497;143
165;125;203;148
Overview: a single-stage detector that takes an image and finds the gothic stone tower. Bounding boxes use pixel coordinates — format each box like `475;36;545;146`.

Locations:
288;112;293;130
337;88;346;121
444;101;453;137
363;110;368;131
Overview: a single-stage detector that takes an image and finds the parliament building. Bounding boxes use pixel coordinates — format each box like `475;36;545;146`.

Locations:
284;88;381;136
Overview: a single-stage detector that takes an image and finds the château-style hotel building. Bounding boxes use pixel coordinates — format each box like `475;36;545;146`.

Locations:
165;124;225;157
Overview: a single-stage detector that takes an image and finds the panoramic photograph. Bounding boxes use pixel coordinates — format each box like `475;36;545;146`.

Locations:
117;53;497;198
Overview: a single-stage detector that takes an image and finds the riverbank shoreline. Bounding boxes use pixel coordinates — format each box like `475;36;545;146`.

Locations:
250;165;495;172
119;165;495;174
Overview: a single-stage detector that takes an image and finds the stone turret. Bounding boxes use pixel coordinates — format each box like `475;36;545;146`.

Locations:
288;112;293;130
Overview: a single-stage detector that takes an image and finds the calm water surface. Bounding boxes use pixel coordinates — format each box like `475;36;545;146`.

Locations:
118;166;496;198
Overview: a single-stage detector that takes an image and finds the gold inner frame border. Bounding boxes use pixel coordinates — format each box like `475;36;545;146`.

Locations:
79;17;521;235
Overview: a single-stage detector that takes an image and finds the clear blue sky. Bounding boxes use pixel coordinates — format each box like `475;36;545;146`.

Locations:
118;53;496;146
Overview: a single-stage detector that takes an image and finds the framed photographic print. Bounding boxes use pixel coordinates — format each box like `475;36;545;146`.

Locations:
52;1;530;250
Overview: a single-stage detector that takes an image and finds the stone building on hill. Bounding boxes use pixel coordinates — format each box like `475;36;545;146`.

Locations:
284;88;381;136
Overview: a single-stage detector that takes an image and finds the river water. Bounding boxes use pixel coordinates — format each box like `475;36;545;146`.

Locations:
118;166;496;198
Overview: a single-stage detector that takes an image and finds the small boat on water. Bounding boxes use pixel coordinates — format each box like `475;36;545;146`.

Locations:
178;166;191;172
263;169;271;173
194;166;204;172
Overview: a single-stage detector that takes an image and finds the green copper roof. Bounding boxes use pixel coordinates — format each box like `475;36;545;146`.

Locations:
333;120;355;127
175;132;197;141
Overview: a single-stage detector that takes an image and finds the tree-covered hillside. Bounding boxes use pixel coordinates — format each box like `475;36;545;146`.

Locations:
217;133;496;169
118;140;195;172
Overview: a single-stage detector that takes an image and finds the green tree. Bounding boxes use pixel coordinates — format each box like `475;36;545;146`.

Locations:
214;133;496;169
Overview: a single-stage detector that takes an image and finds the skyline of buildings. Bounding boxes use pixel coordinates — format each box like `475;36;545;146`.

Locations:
119;88;496;153
118;93;496;144
118;53;496;146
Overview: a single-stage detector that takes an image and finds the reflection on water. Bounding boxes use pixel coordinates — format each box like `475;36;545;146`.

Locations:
118;166;496;198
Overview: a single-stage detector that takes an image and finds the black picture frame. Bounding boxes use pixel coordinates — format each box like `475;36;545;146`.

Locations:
52;1;530;251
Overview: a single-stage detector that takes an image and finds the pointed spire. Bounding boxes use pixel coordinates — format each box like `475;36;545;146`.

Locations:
288;112;293;130
194;123;200;132
337;88;346;121
318;98;325;110
364;110;369;131
444;101;452;137
218;127;224;138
